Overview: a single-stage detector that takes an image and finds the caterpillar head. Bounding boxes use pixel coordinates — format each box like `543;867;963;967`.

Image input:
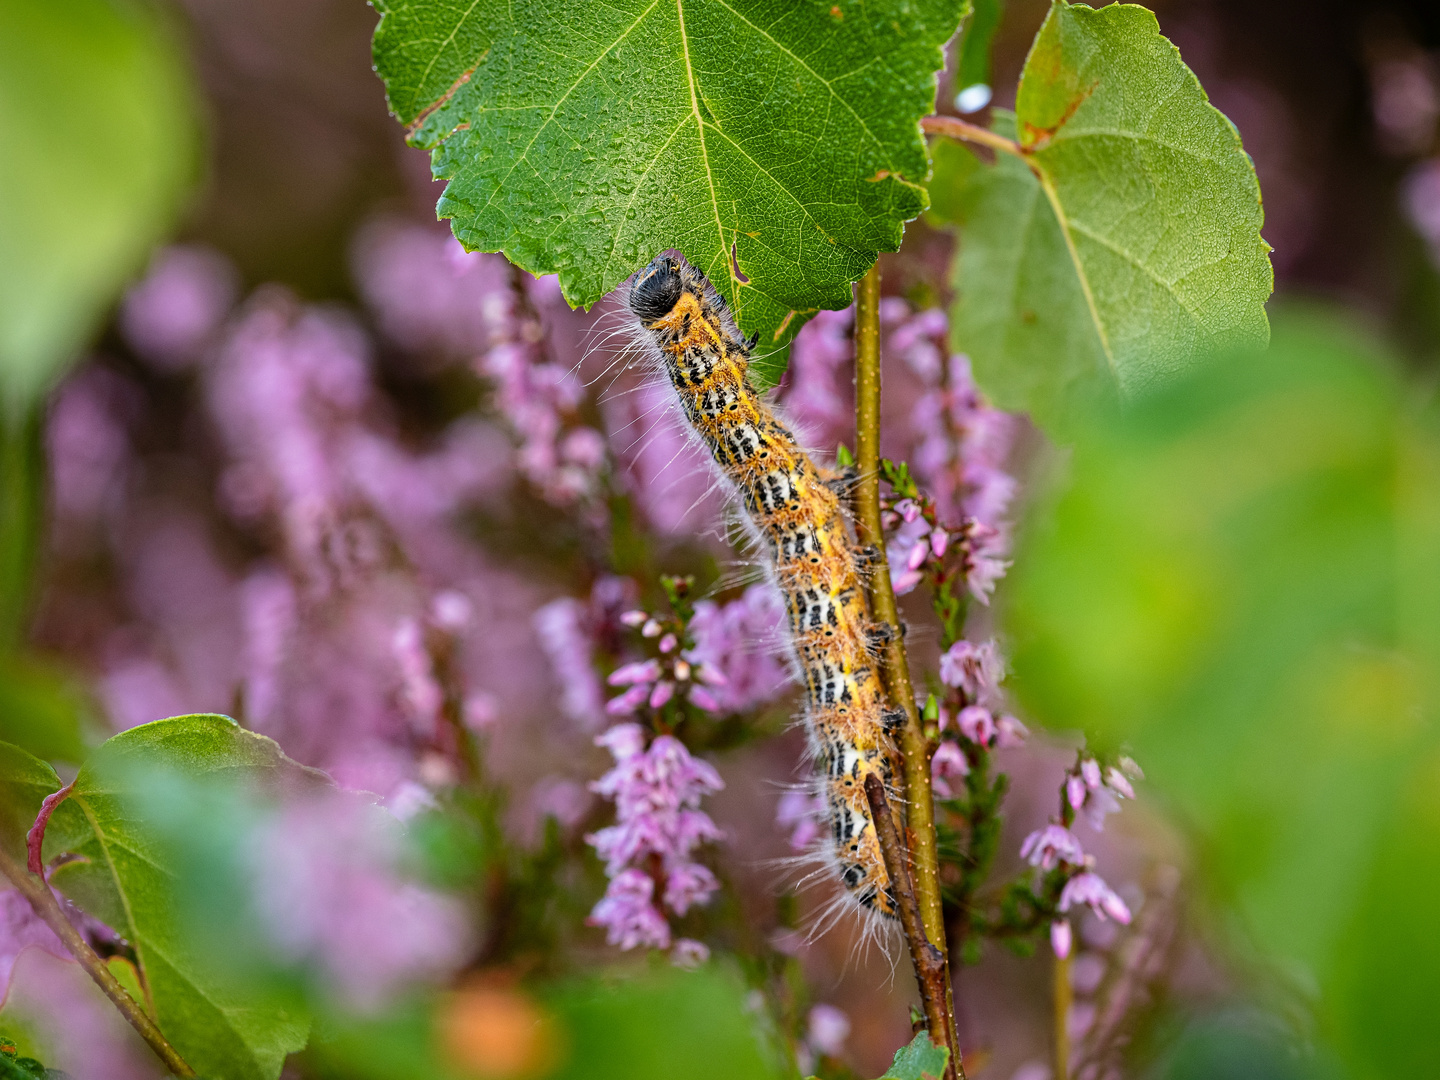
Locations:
629;254;686;324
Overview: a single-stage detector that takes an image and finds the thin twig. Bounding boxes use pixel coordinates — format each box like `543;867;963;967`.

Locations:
0;846;197;1078
920;114;1035;171
863;776;959;1079
1054;950;1072;1080
853;265;963;1080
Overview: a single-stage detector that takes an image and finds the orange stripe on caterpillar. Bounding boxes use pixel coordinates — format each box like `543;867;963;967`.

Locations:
628;254;900;919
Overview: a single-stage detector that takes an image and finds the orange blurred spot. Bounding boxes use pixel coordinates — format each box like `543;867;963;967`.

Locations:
439;981;560;1079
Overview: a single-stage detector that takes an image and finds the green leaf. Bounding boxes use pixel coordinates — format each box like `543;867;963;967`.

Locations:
880;1032;949;1080
1003;308;1440;1076
0;0;199;408
931;1;1272;433
45;715;321;1080
0;740;61;859
370;0;969;384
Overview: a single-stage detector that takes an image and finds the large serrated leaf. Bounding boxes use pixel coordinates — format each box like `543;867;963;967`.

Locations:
43;715;323;1080
370;0;969;383
931;1;1272;433
0;0;198;406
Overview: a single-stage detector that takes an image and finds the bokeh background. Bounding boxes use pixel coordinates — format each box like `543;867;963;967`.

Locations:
2;0;1440;1078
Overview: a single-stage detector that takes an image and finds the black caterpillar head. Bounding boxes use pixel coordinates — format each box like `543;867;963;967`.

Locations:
629;255;685;323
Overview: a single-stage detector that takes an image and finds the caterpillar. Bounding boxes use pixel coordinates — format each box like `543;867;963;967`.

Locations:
627;253;901;920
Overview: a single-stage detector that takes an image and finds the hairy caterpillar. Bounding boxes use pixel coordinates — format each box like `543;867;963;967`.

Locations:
627;254;900;919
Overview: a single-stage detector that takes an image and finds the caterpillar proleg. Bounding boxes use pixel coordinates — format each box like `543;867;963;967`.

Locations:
627;254;900;920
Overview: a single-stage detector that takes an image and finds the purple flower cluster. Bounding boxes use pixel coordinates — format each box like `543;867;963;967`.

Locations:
355;220;607;507
781;308;855;449
930;638;1029;797
586;724;722;960
887;306;1018;604
683;584;793;714
535;576;639;730
1021;754;1144;957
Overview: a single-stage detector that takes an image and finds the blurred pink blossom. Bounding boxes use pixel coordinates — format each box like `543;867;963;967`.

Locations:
120;245;238;371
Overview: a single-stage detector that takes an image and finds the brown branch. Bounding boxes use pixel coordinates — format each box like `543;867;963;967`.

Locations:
864;776;961;1079
853;264;963;1079
0;846;197;1078
920;114;1035;170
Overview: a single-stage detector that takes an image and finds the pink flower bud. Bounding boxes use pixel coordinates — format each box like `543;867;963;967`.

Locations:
930;529;949;558
1067;774;1087;810
896;498;921;523
1081;758;1102;790
674;660;691;681
1051;920;1073;960
608;659;662;686
1105;767;1135;799
658;633;678;653
620;610;648;627
649;681;675;709
641;619;662;638
906;541;929;571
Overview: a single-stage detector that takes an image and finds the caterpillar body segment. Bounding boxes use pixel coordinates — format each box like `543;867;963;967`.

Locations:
628;254;899;919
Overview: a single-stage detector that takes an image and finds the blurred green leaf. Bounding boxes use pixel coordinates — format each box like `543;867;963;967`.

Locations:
0;739;61;858
954;0;1002;93
880;1032;949;1079
312;965;785;1080
1004;308;1440;1077
44;715;322;1080
0;656;90;764
931;2;1272;433
0;0;199;408
370;0;970;384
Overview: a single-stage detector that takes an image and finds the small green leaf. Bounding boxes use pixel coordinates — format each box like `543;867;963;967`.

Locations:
880;1032;949;1080
45;715;322;1080
0;0;199;407
370;0;970;384
932;2;1272;433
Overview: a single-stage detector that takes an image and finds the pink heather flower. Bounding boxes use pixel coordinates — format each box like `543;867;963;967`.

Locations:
393;618;442;734
607;380;719;535
1405;158;1440;266
1105;767;1136;800
588;869;671;951
1081;786;1123;832
605;684;650;716
684;585;791;714
960;520;1011;604
46;368;137;526
1051;919;1073;960
1020;824;1086;871
609;659;662;686
1067;775;1088;810
535;597;606;728
671;938;710;968
1059;872;1132;924
648;681;675;709
931;740;970;799
239;567;297;730
957;705;997;746
658;633;678;653
429;590;473;633
995;715;1029;748
664;862;719;915
807;1004;852;1058
246;791;473;1010
776;789;825;851
939;639;1004;701
1081;758;1102;790
587;730;725;948
121;245;238;370
780;307;854;448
